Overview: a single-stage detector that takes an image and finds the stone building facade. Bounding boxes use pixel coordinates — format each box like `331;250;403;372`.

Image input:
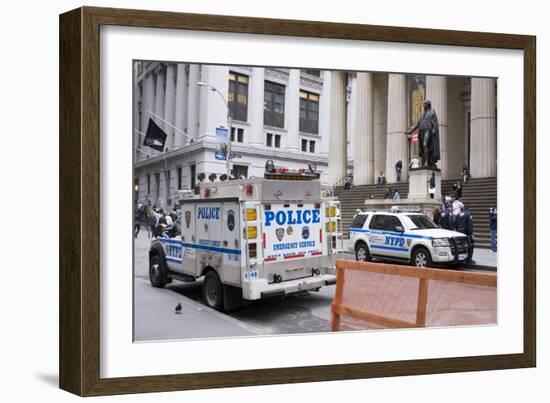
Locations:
133;61;496;209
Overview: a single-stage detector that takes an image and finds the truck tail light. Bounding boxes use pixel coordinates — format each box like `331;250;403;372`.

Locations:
245;184;254;196
327;206;336;217
203;188;210;198
326;221;336;232
246;226;258;239
248;243;257;259
319;229;323;243
245;208;257;221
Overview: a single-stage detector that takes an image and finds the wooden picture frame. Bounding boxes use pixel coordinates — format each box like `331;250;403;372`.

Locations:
59;6;536;396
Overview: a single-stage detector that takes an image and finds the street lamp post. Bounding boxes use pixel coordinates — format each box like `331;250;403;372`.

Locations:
197;81;233;177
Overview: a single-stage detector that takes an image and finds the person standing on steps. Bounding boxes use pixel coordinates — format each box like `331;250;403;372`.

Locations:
395;160;403;182
489;207;498;252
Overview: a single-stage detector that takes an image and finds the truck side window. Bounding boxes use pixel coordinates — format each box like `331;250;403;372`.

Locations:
350;214;368;229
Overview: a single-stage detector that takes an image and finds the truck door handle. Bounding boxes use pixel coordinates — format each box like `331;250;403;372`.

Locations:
223;240;228;246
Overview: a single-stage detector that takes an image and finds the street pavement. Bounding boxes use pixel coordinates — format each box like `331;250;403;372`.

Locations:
133;229;496;342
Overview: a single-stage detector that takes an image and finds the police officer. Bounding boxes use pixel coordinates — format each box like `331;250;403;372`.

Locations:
439;206;454;230
455;208;475;264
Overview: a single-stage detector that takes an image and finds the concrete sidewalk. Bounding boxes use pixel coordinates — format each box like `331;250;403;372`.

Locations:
134;278;259;342
342;239;497;269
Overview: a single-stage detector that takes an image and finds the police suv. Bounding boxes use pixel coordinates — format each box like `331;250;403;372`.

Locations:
149;165;342;311
349;208;470;267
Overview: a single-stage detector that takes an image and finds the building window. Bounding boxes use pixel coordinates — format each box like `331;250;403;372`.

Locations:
177;167;182;190
266;133;281;148
147;174;151;194
264;81;285;128
232;164;248;179
301;139;316;153
228;72;249;122
231;127;244;143
303;69;321;77
299;91;319;134
190;164;196;189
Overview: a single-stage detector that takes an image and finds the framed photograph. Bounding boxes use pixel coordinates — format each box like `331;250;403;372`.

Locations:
59;6;536;396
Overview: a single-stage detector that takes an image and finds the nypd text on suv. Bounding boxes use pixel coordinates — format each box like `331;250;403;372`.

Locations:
349;209;470;267
148;163;343;311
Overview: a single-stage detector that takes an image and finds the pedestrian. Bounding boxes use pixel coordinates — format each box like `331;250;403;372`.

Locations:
452;198;464;217
133;209;141;238
395;160;403;182
384;187;392;200
439;206;454;230
432;206;441;227
462;164;471;183
454;182;463;200
489;207;497;252
428;172;436;199
377;171;386;185
393;189;401;200
344;175;354;190
455;208;475;264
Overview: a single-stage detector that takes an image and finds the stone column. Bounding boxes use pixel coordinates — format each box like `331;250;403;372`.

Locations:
470;78;497;178
187;64;200;140
328;71;348;184
248;67;265;147
353;72;374;185
174;64;187;148
426;76;448;178
385;74;408;183
199;65;229;141
319;71;332;159
285;69;301;152
163;64;177;151
153;67;166;155
373;74;388;183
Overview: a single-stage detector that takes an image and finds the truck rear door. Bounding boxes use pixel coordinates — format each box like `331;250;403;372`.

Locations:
262;202;324;264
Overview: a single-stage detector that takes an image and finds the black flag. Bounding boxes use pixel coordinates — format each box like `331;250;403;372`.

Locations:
143;118;167;151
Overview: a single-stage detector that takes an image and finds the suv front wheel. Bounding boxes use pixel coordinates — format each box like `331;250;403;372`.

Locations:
355;242;371;262
411;247;432;268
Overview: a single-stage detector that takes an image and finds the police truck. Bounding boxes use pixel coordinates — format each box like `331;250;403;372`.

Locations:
148;163;342;310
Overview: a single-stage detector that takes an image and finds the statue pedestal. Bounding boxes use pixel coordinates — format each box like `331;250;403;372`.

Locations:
408;168;442;201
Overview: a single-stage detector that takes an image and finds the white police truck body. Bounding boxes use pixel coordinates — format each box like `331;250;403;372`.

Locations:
149;171;342;310
349;210;470;267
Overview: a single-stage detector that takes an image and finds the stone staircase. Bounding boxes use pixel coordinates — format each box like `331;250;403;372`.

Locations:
333;176;497;249
333;182;409;238
441;177;497;249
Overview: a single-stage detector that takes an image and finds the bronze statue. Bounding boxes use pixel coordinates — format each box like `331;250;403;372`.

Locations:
408;100;441;168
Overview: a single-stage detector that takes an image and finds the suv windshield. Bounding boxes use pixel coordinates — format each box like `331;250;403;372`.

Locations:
407;214;437;230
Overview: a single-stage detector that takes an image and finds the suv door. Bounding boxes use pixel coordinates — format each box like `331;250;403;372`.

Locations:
369;214;407;258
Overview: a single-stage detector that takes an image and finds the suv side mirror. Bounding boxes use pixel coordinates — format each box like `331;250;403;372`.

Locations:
395;226;405;233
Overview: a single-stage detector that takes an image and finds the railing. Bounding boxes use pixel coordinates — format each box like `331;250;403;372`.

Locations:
331;259;497;331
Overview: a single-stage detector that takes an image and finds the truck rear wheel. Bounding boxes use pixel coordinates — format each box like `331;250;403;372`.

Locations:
149;254;167;288
203;271;224;311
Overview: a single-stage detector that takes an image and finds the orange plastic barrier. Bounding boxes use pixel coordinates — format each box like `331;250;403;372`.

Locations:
331;259;497;331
